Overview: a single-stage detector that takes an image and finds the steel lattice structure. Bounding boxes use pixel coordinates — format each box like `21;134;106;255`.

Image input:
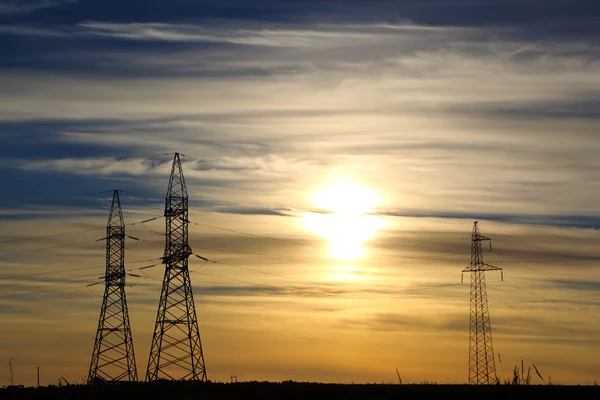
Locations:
146;153;207;381
88;190;137;384
462;221;502;385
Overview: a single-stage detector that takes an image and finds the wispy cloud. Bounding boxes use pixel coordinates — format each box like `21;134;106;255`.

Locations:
0;0;75;15
1;6;600;384
76;19;489;46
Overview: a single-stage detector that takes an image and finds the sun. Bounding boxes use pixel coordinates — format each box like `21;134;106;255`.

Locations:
303;181;388;262
311;181;381;215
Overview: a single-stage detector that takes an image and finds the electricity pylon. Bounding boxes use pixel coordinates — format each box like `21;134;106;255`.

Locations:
88;190;137;383
462;221;502;385
146;153;207;381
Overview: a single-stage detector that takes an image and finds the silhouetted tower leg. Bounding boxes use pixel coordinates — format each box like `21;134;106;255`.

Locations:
462;221;502;385
146;153;207;381
88;190;137;383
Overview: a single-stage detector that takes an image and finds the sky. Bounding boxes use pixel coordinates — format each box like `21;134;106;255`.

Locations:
1;0;600;387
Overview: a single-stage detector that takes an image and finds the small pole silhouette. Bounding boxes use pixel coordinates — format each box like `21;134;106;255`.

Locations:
462;221;502;384
37;365;39;387
88;190;137;383
8;358;13;386
146;153;207;381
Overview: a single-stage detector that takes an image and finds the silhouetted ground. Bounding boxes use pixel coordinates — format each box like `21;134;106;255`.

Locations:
1;381;599;399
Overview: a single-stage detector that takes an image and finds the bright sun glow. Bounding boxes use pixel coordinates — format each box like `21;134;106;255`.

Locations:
303;181;388;262
311;181;381;215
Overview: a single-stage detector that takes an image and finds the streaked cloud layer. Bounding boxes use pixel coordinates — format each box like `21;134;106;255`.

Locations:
0;0;599;387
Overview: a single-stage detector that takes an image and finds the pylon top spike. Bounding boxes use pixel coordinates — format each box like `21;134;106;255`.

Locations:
108;190;124;229
165;152;188;205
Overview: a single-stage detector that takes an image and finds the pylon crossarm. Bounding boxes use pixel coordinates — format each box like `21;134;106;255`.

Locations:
481;263;501;271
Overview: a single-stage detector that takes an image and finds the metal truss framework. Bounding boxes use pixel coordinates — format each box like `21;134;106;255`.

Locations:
88;190;137;383
146;153;207;381
462;221;502;385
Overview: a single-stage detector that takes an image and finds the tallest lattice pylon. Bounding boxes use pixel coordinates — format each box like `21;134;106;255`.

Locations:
462;221;502;385
146;153;207;381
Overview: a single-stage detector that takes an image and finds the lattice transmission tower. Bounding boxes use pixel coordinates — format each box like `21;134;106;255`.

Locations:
88;190;137;383
146;153;207;381
461;221;502;385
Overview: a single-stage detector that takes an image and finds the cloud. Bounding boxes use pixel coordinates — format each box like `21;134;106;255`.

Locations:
0;24;68;36
78;21;397;47
209;206;293;216
550;280;600;292
1;7;600;385
340;311;465;333
0;0;75;15
1;210;599;385
339;309;600;346
19;156;163;176
194;284;353;299
376;210;600;230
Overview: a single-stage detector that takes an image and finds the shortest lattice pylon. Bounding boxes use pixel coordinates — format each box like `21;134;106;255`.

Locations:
462;221;502;385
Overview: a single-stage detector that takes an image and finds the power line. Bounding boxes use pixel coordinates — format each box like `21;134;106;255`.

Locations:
0;265;102;282
200;256;308;284
193;244;463;262
0;227;105;245
496;255;600;264
488;293;600;342
6;281;97;300
1;260;159;299
188;252;464;302
137;238;464;262
139;258;462;302
189;221;466;262
0;217;163;260
139;222;165;237
191;219;600;264
0;257;161;284
0;273;103;298
177;245;600;316
0;238;104;258
499;292;600;304
501;283;600;323
135;252;466;300
1;234;596;309
195;270;285;291
0;215;163;246
5;247;598;345
493;251;600;296
189;221;322;247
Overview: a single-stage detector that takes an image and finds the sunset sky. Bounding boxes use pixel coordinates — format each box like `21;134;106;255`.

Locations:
1;0;600;387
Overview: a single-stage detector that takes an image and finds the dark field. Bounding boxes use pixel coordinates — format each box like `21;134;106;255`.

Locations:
1;382;599;400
